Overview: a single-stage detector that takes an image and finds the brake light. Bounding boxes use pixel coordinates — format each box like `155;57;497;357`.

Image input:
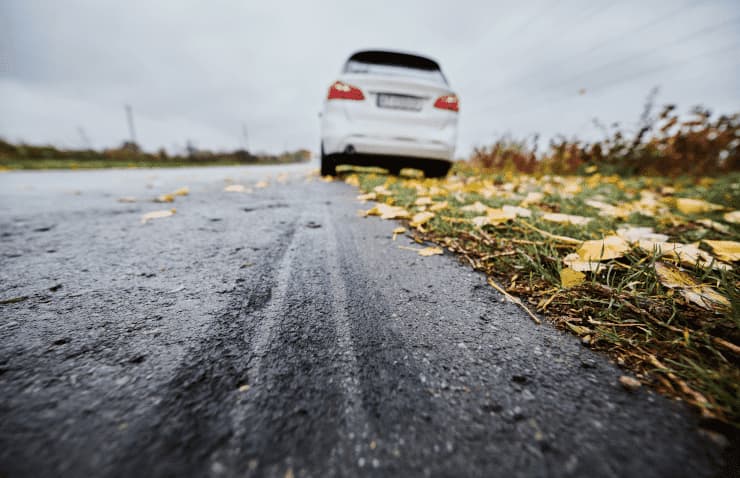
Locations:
327;81;365;101
434;94;459;112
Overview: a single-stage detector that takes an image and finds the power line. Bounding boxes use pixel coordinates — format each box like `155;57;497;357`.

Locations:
469;15;740;116
459;0;621;90
470;0;709;100
455;0;564;75
497;40;740;121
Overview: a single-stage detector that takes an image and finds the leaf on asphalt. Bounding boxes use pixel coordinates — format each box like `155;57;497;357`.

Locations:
155;193;175;203
723;210;740;224
638;240;731;271
674;198;724;215
392;227;406;240
429;201;449;212
356;192;377;202
616;226;669;243
410;211;435;228
619;376;642;391
418;246;443;256
654;262;730;311
344;174;360;187
702;240;740;262
255;180;269;188
461;201;489;214
364;203;410;220
117;196;137;203
414;196;434;206
501;204;532;218
696;218;730;234
141;208;176;224
224;184;248;193
172;187;189;196
542;212;593;226
560;267;585;288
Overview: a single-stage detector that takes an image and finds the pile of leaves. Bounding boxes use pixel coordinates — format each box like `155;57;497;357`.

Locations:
470;105;740;177
344;168;740;426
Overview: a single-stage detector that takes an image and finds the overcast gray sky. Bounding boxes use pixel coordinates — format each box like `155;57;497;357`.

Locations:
1;0;739;156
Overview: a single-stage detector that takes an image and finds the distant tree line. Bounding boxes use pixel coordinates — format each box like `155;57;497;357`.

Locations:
0;139;311;166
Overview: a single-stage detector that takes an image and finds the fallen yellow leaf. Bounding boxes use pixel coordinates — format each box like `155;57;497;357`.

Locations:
675;198;724;215
344;175;360;187
501;204;532;218
418;246;443;256
414;196;434;206
696;219;730;234
616;226;669;243
576;236;629;262
520;191;545;206
723;210;740;224
654;262;730;311
156;193;175;203
356;192;377;202
560;268;586;288
255;180;269;188
702;240;740;262
563;253;604;272
638;240;731;271
429;201;449;212
461;201;489;214
364;203;410;220
542;213;592;226
585;199;632;218
141;208;176;224
172;187;189;196
224;184;248;192
373;185;393;196
410;211;435;228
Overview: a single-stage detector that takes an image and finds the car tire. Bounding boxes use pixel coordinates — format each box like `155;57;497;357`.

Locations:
320;145;336;176
424;161;451;178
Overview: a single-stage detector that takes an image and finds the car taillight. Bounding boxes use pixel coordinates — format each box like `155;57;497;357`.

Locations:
327;81;365;101
434;94;459;112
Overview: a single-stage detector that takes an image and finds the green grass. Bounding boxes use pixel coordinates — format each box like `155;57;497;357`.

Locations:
348;166;740;426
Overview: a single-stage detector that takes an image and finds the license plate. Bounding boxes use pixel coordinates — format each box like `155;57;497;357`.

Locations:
377;94;422;111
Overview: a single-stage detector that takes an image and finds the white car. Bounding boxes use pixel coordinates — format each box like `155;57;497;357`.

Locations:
320;49;459;177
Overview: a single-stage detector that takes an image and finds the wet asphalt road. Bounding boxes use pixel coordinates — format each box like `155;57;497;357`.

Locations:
0;164;730;477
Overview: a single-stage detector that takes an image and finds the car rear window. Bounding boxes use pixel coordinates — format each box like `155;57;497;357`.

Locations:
343;50;448;85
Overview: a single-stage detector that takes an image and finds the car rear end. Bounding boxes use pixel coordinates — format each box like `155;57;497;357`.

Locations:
320;50;458;176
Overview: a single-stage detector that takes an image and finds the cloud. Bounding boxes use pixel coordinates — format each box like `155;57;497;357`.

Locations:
1;0;739;155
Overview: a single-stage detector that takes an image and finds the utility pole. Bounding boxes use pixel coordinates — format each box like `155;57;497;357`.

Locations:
77;126;92;149
125;104;137;144
241;122;249;152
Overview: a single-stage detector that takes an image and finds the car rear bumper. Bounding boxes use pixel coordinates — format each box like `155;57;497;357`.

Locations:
321;106;457;161
325;134;453;161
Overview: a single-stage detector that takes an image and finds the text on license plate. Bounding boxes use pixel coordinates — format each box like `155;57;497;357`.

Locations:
377;94;423;111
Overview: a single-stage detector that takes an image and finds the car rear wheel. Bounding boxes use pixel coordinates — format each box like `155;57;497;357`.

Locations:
424;161;451;178
320;145;336;176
